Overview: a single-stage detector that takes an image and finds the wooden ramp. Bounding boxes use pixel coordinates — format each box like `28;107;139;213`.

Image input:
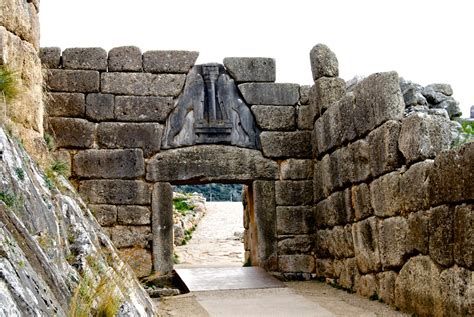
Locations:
174;266;286;292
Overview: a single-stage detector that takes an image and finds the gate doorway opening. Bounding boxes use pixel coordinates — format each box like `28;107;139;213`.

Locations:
172;184;247;268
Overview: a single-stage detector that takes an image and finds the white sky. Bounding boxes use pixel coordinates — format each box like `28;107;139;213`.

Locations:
40;0;473;117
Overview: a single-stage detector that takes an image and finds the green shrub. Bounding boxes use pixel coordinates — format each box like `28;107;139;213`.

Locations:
44;133;55;151
51;160;69;177
173;197;194;215
461;121;474;135
0;65;18;101
0;191;16;207
14;167;25;180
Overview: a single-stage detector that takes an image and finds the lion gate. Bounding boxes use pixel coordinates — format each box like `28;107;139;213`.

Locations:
43;47;315;278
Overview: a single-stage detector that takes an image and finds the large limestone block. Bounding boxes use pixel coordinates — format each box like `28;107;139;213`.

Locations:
108;46;143;72
46;69;100;93
143;50;198;73
73;149;145;179
310;77;345;116
406;210;430;256
238;83;300;105
275;180;313;206
349;140;371;183
370;171;401;217
146;145;278;182
47;92;85;117
299;85;311;105
339;93;357;143
394;256;442;316
335;258;359;290
62;47;108;71
97;122;162;157
115;96;174;122
429;142;473;206
454;204;474;269
152;183;174;274
378;217;408;269
297;105;315;130
356;274;378;298
49;117;95;149
0;0;39;48
279;159;313;180
276;206;315;235
315;258;334;278
223;57;275;82
398;113;451;163
399;160;433;213
315;189;353;228
79;180;151;205
326;225;354;259
39;47;61;69
260;131;312;158
119;247;152;278
89;204;117;226
353;71;404;136
309;44;339;81
377;271;397;306
351;183;373;221
110;225;152;248
251;105;295;131
278;255;315;273
85;93;115;121
277;235;313;255
352;217;381;273
324;100;344;151
101;72;185;97
439;265;474;316
367;120;403;177
429;205;454;267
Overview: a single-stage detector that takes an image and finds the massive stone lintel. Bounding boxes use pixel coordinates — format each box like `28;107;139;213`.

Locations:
146;145;278;183
161;64;260;149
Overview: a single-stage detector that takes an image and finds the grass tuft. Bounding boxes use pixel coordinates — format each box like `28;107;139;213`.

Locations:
0;65;19;101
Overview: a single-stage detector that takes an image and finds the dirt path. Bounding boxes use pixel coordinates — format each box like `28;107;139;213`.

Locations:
174;202;244;267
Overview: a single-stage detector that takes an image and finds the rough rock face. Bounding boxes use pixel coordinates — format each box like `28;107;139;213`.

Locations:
0;128;156;315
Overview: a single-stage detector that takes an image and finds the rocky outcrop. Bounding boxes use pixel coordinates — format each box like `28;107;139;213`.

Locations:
0;128;156;315
172;192;206;246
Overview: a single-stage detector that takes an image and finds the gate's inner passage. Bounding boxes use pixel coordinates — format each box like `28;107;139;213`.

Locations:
173;184;245;267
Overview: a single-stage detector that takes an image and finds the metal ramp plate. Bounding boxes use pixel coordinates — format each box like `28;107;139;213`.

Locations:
174;266;286;292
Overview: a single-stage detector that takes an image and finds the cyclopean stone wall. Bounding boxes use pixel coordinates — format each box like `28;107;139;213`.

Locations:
41;47;314;277
309;45;473;317
0;0;46;160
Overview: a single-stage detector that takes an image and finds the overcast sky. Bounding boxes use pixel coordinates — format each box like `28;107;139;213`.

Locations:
40;0;472;117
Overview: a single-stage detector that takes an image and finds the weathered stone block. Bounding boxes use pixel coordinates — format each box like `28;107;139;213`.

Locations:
326;101;345;151
429;142;473;206
110;225;151;248
0;2;39;48
89;204;117;226
253;181;277;271
356;274;378;298
297;105;315;130
117;205;151;225
260;131;311;158
370;171;401;217
146;145;278;182
46;69;100;93
378;217;408;269
349;140;371;183
101;72;185;97
315;258;334;278
315;189;353;228
299;85;311;105
377;271;397;306
313;159;325;203
429;205;454;267
309;44;339;81
278;255;315;273
336;258;359;290
395;256;442;316
97;122;162;157
238;83;300;105
79;180;151;205
276;206;315;235
406;209;430;256
152;183;174;274
439;265;474;316
398;113;451;163
339;93;357;143
326;225;354;259
312;117;325;157
277;235;313;255
315;228;331;257
47;92;85;117
310;77;345;115
143;50;198;73
328;148;343;190
275;180;313;206
280;159;312;180
352;217;381;273
251;105;295;131
120;247;152;278
454;204;474;269
39;47;61;68
62;47;107;71
108;46;143;72
49;117;95;148
367;120;403;177
115;96;174;122
223;57;275;82
85;93;114;121
338;147;354;187
73;149;145;179
351;183;373;221
400;160;433;213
